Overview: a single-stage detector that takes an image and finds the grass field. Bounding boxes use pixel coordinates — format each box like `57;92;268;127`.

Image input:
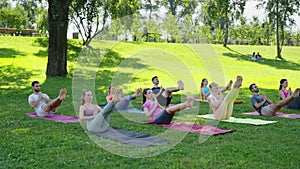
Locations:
0;36;300;168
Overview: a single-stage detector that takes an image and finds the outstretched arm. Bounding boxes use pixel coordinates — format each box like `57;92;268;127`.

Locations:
219;80;233;93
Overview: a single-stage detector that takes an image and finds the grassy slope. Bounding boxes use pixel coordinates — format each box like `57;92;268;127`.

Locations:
0;36;300;168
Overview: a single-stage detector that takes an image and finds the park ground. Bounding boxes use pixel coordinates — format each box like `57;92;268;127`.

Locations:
0;36;300;168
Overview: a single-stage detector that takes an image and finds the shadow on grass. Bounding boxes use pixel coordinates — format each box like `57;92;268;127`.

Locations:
100;50;123;68
32;37;82;62
33;37;48;48
34;50;47;57
0;48;26;58
223;47;300;71
0;65;35;89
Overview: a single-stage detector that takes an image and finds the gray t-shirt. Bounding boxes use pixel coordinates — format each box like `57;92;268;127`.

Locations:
28;93;50;111
250;94;270;114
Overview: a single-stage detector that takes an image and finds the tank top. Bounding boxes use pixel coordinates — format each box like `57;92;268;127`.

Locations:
280;89;289;99
84;107;97;116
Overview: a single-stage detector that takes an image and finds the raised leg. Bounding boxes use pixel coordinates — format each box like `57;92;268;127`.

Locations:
166;96;194;114
162;80;184;98
271;88;300;112
87;89;121;132
115;88;142;110
43;88;67;112
214;76;242;120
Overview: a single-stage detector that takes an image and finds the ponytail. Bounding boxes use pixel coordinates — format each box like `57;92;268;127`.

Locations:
201;78;207;88
279;79;287;90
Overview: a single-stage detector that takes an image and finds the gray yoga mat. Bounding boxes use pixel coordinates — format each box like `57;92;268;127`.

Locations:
89;126;168;147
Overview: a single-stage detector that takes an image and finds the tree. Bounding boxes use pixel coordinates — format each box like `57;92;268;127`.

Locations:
258;0;300;58
131;13;143;41
70;0;140;46
162;13;182;43
143;19;161;42
140;0;161;20
36;7;48;36
14;0;39;29
201;0;246;47
0;5;24;29
109;17;125;40
46;0;72;77
70;0;107;45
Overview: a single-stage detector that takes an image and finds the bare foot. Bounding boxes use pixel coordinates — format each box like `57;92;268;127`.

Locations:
177;80;184;90
233;76;243;88
113;89;122;102
59;88;67;100
134;88;143;98
293;88;300;98
185;96;194;108
228;80;233;87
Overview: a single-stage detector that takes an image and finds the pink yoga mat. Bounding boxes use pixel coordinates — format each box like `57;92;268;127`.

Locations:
243;111;300;119
145;121;233;136
26;112;80;123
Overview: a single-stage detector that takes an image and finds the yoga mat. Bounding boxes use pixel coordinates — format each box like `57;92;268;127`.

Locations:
26;112;80;123
194;98;208;102
89;126;168;147
194;98;243;104
145;121;233;136
118;107;144;114
197;114;277;125
243;111;300;119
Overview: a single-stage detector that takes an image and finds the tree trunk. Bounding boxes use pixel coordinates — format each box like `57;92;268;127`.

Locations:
276;0;281;58
46;0;71;77
223;4;229;47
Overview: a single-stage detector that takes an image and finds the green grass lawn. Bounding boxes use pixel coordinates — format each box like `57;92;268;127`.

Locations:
1;36;300;168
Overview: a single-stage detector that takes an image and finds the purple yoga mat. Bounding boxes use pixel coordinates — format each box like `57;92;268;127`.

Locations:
26;112;80;123
243;111;300;119
145;121;233;136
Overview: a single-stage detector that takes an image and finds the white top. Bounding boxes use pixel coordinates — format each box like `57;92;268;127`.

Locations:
28;93;50;111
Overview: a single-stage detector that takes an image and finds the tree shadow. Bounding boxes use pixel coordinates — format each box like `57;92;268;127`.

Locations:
34;50;48;57
32;37;48;48
99;49;124;68
32;38;82;62
223;47;300;71
0;48;26;58
0;65;35;89
68;40;82;62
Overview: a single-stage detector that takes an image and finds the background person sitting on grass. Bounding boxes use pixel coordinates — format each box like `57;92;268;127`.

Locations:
28;81;67;117
142;88;194;124
250;83;300;116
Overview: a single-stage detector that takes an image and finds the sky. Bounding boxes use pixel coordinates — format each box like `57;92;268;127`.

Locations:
244;0;300;31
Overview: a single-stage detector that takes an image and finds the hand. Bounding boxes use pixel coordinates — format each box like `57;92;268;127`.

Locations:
288;87;292;94
262;94;267;101
37;92;44;99
159;85;164;92
228;80;233;87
